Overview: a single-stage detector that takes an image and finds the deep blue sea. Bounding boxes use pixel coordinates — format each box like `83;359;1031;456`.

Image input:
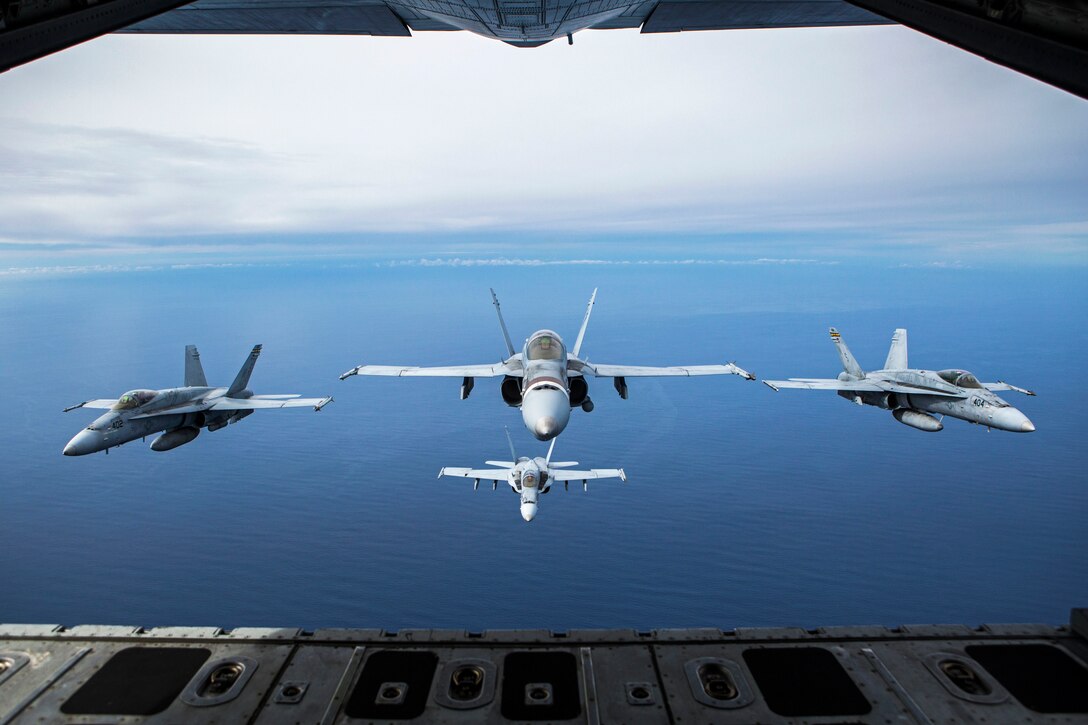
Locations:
1;261;1085;630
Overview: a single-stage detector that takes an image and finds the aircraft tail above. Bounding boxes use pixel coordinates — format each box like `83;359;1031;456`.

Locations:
185;345;208;387
228;344;262;396
829;328;864;379
884;328;908;370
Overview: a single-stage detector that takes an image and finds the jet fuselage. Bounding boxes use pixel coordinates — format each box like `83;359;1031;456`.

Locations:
63;386;251;455
519;329;572;441
840;369;1035;432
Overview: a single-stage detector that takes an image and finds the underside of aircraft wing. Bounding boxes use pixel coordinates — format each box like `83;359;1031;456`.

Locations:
549;468;626;482
340;362;520;379
637;0;889;32
439;467;510;482
586;363;754;379
120;0;414;35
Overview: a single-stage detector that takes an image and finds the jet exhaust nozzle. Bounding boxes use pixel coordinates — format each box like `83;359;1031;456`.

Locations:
893;409;943;432
151;426;201;451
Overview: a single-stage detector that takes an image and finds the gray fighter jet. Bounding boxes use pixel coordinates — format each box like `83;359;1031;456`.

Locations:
439;429;626;521
763;328;1036;432
341;289;754;441
63;345;332;455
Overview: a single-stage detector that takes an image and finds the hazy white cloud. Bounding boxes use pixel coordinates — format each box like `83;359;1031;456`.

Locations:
381;257;835;267
1;28;1086;263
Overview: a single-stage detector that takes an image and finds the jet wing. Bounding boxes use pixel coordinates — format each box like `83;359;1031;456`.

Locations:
586;363;754;379
763;378;966;397
62;399;118;412
209;396;333;410
763;378;886;391
983;382;1036;396
439;467;511;482
549;469;626;482
340;363;521;379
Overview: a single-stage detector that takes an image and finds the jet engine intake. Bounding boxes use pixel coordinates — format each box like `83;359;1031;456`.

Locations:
857;391;901;410
228;409;253;425
893;409;943;432
150;426;200;451
568;377;588;407
180;412;206;429
501;376;522;407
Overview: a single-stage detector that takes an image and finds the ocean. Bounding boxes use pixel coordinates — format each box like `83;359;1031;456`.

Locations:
1;260;1084;630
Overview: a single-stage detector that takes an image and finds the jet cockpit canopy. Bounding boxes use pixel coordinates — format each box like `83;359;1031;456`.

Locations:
526;332;565;361
112;390;157;410
937;370;983;389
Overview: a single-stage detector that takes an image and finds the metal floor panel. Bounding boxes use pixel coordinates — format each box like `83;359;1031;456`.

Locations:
1;613;1086;724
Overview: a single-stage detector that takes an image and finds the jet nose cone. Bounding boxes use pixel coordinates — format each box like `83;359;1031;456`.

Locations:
63;430;96;456
520;503;538;522
991;407;1035;433
534;417;558;441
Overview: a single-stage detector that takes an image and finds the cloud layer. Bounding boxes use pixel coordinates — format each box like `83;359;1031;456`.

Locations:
1;28;1086;263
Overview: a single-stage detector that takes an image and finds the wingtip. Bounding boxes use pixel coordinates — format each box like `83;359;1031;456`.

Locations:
762;380;780;392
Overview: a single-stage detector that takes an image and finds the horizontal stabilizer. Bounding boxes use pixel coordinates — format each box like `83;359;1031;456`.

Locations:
485;460;515;467
547;462;580;468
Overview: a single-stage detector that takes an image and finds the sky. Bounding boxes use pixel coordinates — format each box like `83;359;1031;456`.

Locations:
1;24;1087;268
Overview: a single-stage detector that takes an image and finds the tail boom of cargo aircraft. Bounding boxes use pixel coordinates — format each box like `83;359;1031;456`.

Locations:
1;0;1086;101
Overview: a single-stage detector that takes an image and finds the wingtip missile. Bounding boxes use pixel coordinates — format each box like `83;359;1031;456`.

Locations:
762;380;780;392
339;367;360;381
314;396;333;411
63;401;88;413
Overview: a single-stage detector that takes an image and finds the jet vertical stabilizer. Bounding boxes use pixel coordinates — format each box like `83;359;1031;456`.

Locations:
490;288;516;358
228;344;262;396
884;328;908;371
572;288;597;358
829;327;864;379
184;345;208;387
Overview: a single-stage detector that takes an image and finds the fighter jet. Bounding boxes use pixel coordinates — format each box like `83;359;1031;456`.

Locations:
63;345;332;455
762;327;1036;432
439;429;626;521
340;289;754;441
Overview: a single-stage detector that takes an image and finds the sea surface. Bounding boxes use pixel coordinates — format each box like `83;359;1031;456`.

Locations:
1;261;1085;630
